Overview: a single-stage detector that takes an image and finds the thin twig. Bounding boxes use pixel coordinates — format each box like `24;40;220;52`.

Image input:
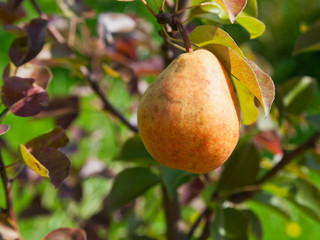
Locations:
175;0;179;13
187;207;210;239
80;66;139;133
160;0;166;11
172;16;192;53
140;0;158;17
256;131;320;184
29;0;42;16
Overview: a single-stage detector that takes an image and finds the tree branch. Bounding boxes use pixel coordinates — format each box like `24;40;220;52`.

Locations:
80;66;138;133
0;146;19;233
256;131;320;184
162;186;186;240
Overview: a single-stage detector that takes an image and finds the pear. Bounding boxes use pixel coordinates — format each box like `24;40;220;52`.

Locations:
137;49;240;174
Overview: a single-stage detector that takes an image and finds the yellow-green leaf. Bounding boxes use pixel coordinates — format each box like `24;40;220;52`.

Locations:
18;144;48;178
188;25;245;58
232;77;258;125
236;15;265;39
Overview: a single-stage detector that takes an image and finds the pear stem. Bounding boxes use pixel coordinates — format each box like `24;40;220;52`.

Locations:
172;15;193;53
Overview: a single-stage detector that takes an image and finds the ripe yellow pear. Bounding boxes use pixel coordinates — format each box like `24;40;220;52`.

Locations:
137;49;240;174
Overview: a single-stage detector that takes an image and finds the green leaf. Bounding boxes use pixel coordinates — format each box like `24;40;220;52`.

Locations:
236;15;265;39
242;0;257;17
282;76;317;115
114;136;157;165
212;207;249;240
287;179;320;223
217;142;260;192
242;210;262;240
188;25;245;58
232;77;258;125
108;167;160;211
160;165;196;199
306;115;320;129
293;21;320;55
251;192;291;221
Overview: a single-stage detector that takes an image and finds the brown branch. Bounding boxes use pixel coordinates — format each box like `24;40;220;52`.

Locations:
162;186;187;240
187;207;210;239
0;146;19;233
80;66;138;133
198;209;213;240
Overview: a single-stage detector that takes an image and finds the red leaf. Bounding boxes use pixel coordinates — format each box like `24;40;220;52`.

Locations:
32;147;70;188
26;127;69;151
0;2;25;25
0;125;10;135
253;131;283;155
43;228;87;240
1;76;49;117
215;0;247;23
9;18;48;66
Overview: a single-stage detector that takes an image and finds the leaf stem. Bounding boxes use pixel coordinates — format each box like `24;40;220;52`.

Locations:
140;0;158;17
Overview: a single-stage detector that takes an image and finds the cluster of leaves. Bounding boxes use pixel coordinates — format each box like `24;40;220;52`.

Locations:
0;0;319;239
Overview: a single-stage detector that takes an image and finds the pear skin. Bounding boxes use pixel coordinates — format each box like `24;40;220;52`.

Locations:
137;49;240;174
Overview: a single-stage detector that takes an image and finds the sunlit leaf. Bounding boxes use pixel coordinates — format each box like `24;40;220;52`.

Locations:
217;142;260;192
242;0;257;17
215;0;247;23
8;18;48;66
236;15;265;39
160;165;195;199
114;136;157;165
108;167;160;211
1;76;49;117
282;76;317;115
19;144;49;178
293;21;320;55
247;60;275;116
232;77;258;125
43;228;87;240
212;207;249;240
188;25;245;58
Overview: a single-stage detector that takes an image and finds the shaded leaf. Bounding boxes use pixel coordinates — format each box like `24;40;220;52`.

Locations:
215;0;247;23
293;21;320;55
114;136;157;165
160;165;196;199
43;228;87;240
108;167;160;211
306;114;320;129
26;127;69;151
287;179;320;223
35;96;79;129
32;147;70;188
242;210;262;240
1;76;49;117
0;2;25;25
232;76;258;125
217;142;260;192
251;192;291;221
18;144;70;188
9;18;48;66
0;125;9;135
236;15;265;39
282;76;317;115
212;207;249;240
7;0;24;10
